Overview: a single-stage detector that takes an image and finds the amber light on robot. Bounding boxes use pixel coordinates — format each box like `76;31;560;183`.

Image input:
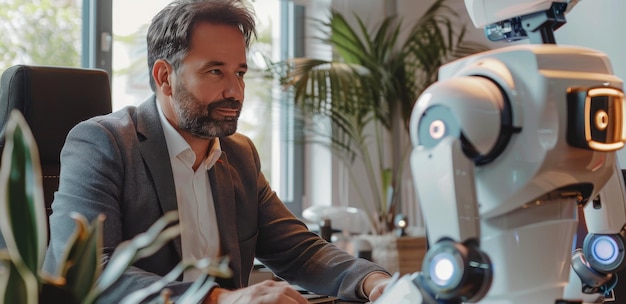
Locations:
584;87;625;151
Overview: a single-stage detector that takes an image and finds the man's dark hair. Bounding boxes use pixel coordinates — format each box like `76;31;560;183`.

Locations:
147;0;257;91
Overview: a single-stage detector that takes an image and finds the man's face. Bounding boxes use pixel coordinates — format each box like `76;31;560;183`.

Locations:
167;22;247;138
173;79;241;138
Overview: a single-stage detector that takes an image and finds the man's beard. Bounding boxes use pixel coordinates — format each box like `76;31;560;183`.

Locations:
173;82;242;138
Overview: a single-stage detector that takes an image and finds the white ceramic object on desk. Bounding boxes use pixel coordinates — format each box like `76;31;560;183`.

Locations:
302;206;371;235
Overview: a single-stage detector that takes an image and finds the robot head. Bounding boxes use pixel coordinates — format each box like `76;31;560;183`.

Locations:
464;0;580;29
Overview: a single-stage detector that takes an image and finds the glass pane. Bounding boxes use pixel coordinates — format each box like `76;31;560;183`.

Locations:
111;0;280;185
0;0;82;73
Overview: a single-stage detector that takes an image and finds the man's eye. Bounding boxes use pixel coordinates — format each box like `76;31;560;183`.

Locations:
236;71;246;77
209;69;222;75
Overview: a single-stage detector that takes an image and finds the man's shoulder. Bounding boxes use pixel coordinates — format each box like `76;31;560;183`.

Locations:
83;104;135;121
79;106;137;130
219;133;260;160
89;96;154;127
67;105;141;140
220;132;253;147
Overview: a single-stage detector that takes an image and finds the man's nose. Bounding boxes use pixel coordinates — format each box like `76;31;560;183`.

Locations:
222;75;244;102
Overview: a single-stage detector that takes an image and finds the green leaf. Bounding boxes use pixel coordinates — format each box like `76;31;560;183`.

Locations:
87;211;180;302
0;110;47;278
57;213;90;277
0;250;38;304
177;258;233;304
61;213;104;302
121;257;232;304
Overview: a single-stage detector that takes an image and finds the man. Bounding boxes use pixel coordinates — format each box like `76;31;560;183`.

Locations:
43;0;390;303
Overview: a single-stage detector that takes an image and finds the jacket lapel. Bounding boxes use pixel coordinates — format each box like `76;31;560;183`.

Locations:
210;152;242;286
136;96;182;256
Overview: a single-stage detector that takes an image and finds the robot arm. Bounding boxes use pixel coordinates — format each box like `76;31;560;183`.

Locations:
411;76;507;302
410;76;504;244
375;76;504;303
583;162;626;243
566;161;626;301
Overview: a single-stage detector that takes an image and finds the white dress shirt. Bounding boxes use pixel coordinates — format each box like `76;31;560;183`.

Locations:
156;101;222;282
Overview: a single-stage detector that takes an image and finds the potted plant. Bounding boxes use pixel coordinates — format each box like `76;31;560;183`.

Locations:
270;0;488;235
0;110;231;303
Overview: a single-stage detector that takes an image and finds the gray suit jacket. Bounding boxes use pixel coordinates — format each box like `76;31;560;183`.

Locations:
43;96;386;302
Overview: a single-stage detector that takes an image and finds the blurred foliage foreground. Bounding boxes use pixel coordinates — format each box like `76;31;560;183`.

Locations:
0;110;231;303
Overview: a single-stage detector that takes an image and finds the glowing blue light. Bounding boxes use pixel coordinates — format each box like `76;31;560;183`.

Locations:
430;252;457;287
435;259;454;280
592;236;619;265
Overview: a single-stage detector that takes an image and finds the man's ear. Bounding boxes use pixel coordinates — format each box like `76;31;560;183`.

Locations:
153;59;172;96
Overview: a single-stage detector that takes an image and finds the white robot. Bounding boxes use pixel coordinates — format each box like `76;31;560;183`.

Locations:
375;0;626;303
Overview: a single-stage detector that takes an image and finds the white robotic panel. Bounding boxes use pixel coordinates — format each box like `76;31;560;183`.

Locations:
375;1;626;303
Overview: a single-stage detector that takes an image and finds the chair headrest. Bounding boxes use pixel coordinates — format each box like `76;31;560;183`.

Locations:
0;65;112;163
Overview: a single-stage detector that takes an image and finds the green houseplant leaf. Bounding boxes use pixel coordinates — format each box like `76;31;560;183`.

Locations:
121;257;232;304
59;213;104;302
85;210;181;303
0;251;31;304
0;110;46;304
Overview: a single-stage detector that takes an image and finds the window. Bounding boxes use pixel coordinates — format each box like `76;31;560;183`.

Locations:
0;0;83;73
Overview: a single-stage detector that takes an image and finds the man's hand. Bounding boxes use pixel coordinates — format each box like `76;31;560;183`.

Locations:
203;280;308;304
363;272;391;302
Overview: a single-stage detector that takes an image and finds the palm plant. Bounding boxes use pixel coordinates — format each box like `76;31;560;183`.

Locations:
271;0;488;234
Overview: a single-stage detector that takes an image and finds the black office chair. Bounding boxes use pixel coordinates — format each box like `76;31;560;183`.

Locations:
0;65;112;218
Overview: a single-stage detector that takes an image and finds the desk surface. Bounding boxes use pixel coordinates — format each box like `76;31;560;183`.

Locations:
302;293;371;304
302;293;368;303
295;284;361;304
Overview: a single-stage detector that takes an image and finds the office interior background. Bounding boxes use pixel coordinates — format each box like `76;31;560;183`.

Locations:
1;0;623;235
